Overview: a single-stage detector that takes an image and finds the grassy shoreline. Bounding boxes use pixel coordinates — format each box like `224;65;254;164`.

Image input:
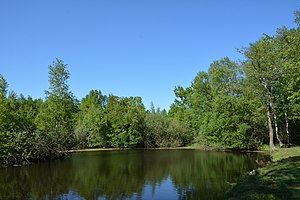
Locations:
67;146;266;153
220;146;300;200
66;146;216;153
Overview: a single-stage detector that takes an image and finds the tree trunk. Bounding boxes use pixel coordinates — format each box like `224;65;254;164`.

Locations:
285;112;290;146
264;82;276;152
273;113;283;147
266;104;276;151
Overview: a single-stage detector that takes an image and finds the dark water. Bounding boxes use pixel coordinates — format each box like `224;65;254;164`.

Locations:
0;149;266;200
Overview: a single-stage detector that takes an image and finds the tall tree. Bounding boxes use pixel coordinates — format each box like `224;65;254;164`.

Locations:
243;35;283;151
294;9;300;26
0;74;8;97
276;18;300;144
36;58;77;150
201;58;257;148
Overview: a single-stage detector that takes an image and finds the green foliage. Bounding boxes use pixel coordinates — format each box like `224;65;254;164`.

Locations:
242;28;300;148
0;94;11;133
46;58;71;98
105;96;145;148
75;90;109;147
294;9;300;26
79;89;107;111
279;27;300;119
0;93;44;165
1;59;76;166
170;57;262;149
36;59;78;149
169;86;192;120
0;74;8;97
170;13;300;150
144;104;192;148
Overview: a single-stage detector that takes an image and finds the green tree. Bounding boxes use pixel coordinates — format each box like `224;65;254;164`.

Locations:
200;58;257;148
0;75;43;165
105;95;145;148
144;109;190;148
149;101;156;114
0;74;10;133
169;57;264;149
79;89;107;111
75;90;109;147
0;74;8;98
169;86;192;120
243;36;283;151
276;20;300;144
36;58;77;152
187;71;212;144
169;86;195;139
294;9;300;26
15;95;42;133
0;75;13;165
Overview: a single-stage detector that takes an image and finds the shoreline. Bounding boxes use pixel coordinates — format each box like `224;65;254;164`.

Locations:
67;146;265;153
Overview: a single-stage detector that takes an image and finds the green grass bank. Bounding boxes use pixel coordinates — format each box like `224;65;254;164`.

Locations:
220;147;300;200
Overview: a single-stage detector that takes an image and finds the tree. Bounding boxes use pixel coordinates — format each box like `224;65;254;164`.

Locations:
0;75;11;133
75;90;109;147
105;95;145;148
144;109;190;148
0;74;8;97
199;58;258;148
275;20;300;144
168;86;195;138
242;35;283;151
36;58;77;151
0;75;43;165
294;9;300;26
15;95;42;133
79;89;107;111
149;101;156;114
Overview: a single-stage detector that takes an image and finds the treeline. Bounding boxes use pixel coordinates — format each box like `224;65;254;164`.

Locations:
0;59;190;166
1;11;300;166
75;90;191;148
170;12;300;150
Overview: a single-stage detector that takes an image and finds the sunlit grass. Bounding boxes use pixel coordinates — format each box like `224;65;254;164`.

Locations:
270;146;300;161
220;146;300;200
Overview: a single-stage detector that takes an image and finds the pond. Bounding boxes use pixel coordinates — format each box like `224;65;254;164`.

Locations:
0;149;266;200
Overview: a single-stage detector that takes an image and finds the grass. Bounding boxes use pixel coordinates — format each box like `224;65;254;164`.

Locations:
270;146;300;161
219;146;300;200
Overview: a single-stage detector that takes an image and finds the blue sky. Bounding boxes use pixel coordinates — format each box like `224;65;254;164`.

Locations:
0;1;299;110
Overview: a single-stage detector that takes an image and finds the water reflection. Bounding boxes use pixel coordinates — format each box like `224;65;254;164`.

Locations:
0;150;266;199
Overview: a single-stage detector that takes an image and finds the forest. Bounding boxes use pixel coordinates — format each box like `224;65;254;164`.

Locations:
0;11;299;166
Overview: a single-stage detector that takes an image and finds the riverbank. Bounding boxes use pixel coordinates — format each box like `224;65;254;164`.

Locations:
220;147;300;200
67;146;214;153
67;145;266;154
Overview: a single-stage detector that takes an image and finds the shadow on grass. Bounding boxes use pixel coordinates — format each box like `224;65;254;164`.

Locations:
218;156;300;200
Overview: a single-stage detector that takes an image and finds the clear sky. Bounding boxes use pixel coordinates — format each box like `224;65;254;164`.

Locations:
0;1;299;110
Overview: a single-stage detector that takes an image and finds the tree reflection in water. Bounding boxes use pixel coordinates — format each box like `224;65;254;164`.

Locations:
0;150;267;200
